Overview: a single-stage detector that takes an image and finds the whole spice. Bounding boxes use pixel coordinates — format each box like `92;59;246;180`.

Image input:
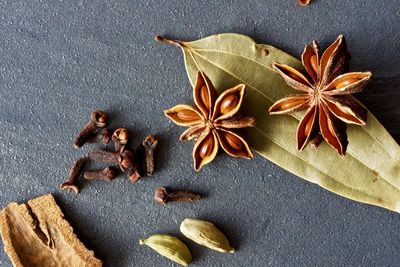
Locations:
269;35;371;155
127;163;141;182
118;146;135;172
298;0;311;5
154;187;201;204
84;167;118;181
74;110;108;148
60;158;87;194
112;128;130;151
164;71;255;171
88;147;134;173
143;133;158;176
139;234;192;266
180;218;234;253
87;128;112;144
0;194;102;267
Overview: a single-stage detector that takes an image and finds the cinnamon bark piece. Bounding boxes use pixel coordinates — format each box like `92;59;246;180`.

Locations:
0;194;102;267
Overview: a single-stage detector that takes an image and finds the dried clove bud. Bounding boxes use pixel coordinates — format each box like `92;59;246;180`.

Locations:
143;133;158;176
298;0;311;5
128;143;146;183
87;128;112;144
118;147;142;182
84;166;118;181
128;165;141;183
74;110;108;148
60;158;87;194
112;128;130;151
154;187;201;205
118;146;134;172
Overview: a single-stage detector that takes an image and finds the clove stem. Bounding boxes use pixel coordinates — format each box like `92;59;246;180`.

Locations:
88;149;119;165
84;167;118;181
60;158;87;194
87;128;112;144
154;187;201;205
143;133;158;176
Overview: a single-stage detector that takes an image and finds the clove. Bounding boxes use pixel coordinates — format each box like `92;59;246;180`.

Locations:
119;147;142;182
143;133;158;176
118;146;135;172
88;147;135;174
87;128;112;145
84;167;118;181
298;0;311;6
60;158;87;194
154;187;201;205
112;128;130;152
74;110;108;148
127;133;158;183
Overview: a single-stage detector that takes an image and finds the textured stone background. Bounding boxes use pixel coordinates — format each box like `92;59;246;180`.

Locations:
1;0;400;266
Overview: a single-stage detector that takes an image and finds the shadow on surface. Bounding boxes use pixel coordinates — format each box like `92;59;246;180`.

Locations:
358;75;400;144
53;193;131;267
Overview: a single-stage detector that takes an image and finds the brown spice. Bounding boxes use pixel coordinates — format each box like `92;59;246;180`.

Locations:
88;147;135;176
298;0;311;5
87;128;112;144
164;71;255;171
0;194;102;267
60;158;87;194
84;167;118;181
118;146;135;172
88;149;119;165
128;167;141;183
154;187;201;205
123;146;142;182
143;133;158;176
74;110;108;148
65;110;158;190
269;35;371;155
112;128;130;151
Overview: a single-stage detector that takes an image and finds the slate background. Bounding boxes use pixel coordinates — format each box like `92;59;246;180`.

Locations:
0;0;399;266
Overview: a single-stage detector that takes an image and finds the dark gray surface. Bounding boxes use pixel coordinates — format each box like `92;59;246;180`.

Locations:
0;0;400;266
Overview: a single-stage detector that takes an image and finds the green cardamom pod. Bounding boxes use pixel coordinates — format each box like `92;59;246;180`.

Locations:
139;234;192;266
180;218;234;253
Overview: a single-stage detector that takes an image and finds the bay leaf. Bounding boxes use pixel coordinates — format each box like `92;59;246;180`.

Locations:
156;34;400;212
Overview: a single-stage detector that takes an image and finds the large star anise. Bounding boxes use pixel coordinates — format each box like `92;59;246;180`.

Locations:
165;71;255;171
269;35;372;155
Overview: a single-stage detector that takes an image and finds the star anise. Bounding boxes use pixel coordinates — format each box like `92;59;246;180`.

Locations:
268;35;372;155
164;71;255;171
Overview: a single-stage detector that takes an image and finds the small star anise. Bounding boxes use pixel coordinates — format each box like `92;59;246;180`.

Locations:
165;71;255;171
268;35;372;155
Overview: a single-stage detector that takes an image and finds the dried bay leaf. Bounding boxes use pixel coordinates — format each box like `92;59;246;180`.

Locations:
156;33;400;212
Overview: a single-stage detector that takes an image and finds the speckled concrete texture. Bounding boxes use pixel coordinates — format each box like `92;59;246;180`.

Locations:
0;1;400;266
